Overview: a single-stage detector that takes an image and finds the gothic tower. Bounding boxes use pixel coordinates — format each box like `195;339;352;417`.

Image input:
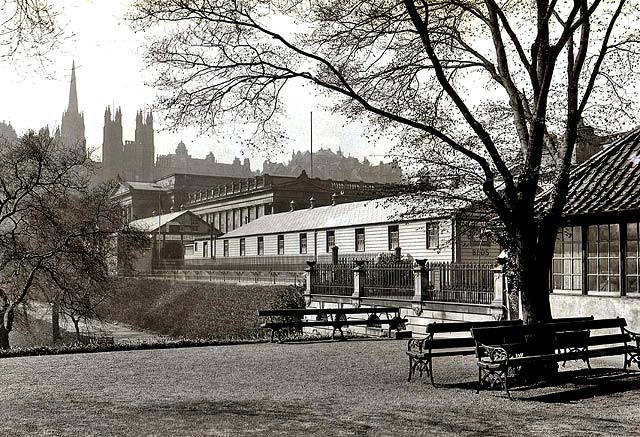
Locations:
134;110;155;181
60;61;86;156
102;105;123;179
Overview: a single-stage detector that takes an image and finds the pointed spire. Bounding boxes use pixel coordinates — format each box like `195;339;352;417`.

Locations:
68;61;78;114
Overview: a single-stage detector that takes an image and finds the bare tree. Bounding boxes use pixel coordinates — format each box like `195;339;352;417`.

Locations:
0;131;146;349
0;0;65;62
36;181;148;343
131;0;640;325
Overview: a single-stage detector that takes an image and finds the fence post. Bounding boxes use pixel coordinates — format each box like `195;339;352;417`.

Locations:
352;260;365;306
331;246;339;265
304;261;316;306
491;260;508;320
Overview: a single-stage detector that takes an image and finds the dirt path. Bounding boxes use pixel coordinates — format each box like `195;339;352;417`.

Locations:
28;301;164;343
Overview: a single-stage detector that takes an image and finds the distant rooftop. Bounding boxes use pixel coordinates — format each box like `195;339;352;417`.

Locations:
560;127;640;217
130;210;188;232
220;197;440;239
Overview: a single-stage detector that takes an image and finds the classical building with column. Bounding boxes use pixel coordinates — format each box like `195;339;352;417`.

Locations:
184;170;397;234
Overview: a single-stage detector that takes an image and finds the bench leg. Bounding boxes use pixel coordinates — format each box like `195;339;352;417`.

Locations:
427;358;436;387
408;356;414;382
330;326;345;340
623;351;639;370
477;367;511;399
502;372;512;400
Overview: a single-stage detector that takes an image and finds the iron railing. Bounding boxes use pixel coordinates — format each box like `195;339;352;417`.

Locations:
135;269;305;286
426;262;494;304
363;260;415;298
312;262;356;296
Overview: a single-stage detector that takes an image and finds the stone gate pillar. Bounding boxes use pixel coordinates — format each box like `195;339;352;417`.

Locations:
304;261;316;306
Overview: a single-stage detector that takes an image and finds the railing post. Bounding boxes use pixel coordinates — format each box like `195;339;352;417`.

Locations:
413;259;428;302
352;260;365;306
304;261;316;306
491;259;508;320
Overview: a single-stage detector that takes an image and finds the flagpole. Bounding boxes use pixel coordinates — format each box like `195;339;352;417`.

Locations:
310;111;313;178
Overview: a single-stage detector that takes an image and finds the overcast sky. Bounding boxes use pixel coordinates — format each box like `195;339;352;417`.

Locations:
0;0;393;170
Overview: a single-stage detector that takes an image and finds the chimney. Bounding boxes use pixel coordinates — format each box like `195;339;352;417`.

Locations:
290;200;296;211
309;197;315;209
331;192;339;206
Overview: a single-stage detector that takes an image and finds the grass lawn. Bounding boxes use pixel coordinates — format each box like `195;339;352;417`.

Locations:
2;339;639;436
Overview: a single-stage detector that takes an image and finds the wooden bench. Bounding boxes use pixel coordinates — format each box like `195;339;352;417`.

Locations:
258;307;408;342
406;316;593;386
471;317;640;399
95;336;115;346
406;319;523;385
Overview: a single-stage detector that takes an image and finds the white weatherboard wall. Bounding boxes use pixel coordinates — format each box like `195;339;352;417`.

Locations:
245;237;258;256
175;217;501;263
208;218;460;260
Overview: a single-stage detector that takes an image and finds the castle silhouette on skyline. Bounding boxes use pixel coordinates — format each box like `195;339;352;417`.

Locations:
55;62;402;184
57;62;254;182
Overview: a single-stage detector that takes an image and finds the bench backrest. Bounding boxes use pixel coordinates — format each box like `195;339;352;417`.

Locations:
471;317;628;356
257;307;400;317
425;316;592;335
426;319;523;335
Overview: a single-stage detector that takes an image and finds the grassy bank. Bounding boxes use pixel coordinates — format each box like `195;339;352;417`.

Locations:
99;278;303;340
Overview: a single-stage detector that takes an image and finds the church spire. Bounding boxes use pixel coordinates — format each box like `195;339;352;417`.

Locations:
68;61;78;114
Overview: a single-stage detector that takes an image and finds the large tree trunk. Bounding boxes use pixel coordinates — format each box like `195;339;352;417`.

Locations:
518;257;553;324
0;325;9;350
52;293;62;343
0;307;14;350
507;237;558;381
71;317;81;343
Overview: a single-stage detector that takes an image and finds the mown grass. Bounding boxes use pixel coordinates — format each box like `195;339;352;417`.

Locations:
1;340;638;436
98;278;303;339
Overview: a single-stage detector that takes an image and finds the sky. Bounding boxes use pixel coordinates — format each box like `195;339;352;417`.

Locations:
0;0;394;171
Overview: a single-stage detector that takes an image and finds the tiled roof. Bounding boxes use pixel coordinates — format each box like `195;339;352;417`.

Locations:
130;210;190;232
221;197;438;238
562;128;640;216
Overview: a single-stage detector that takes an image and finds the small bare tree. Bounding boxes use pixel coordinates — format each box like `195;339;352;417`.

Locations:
0;131;146;349
132;0;640;326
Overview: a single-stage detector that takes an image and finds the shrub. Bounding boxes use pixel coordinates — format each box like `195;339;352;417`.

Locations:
99;278;302;340
269;285;306;311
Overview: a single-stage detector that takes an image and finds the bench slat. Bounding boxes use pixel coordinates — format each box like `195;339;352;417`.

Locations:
426;337;476;349
409;349;476;358
427;319;522;334
472;318;626;345
505;345;635;366
262;318;407;329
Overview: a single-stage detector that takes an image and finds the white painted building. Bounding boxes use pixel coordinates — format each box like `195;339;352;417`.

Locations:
189;197;500;263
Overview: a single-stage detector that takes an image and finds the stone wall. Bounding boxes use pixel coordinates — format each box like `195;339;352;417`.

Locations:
550;293;640;330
